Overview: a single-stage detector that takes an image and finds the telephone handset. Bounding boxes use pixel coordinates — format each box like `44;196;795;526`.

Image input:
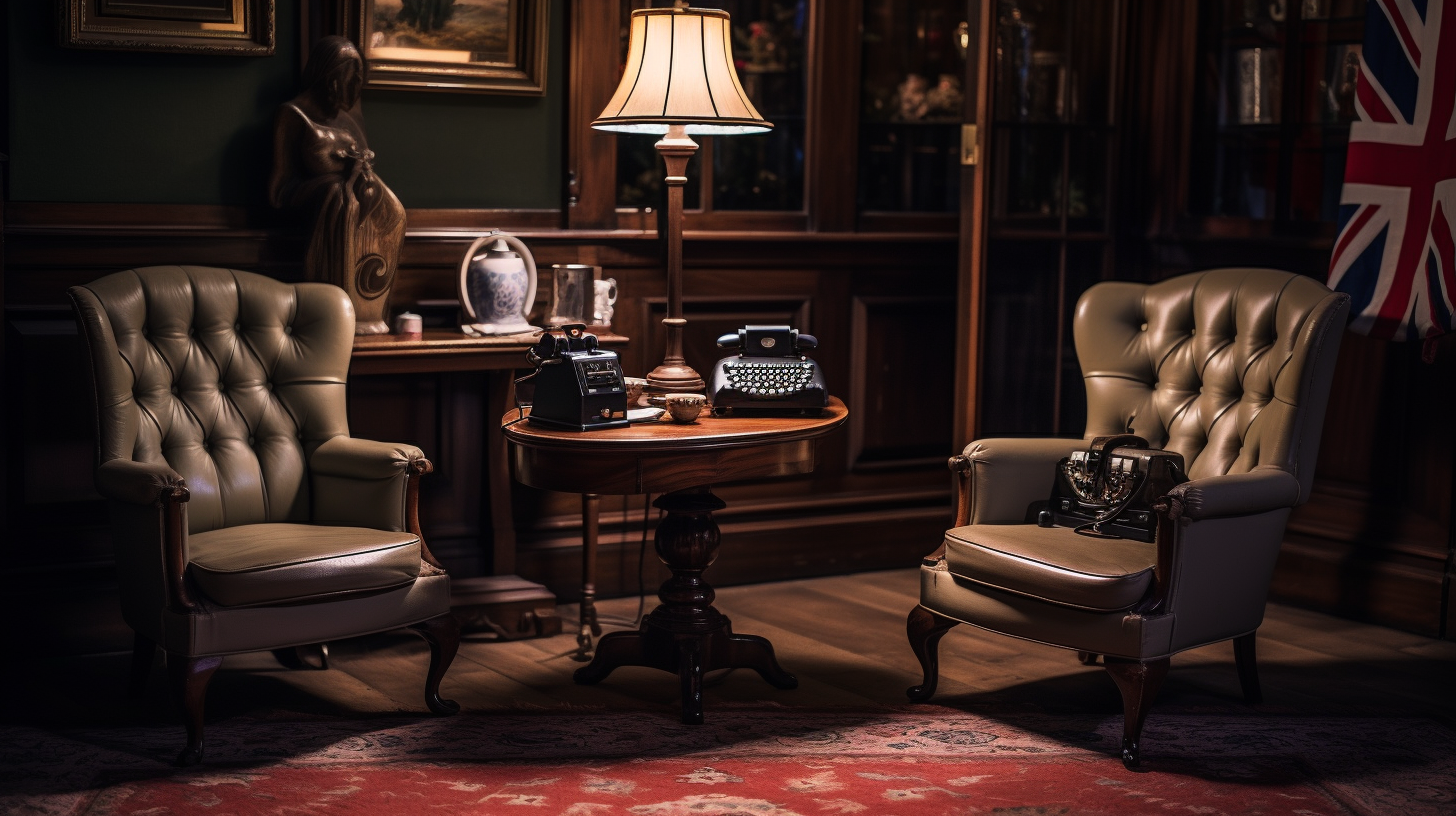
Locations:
708;325;828;417
518;324;630;431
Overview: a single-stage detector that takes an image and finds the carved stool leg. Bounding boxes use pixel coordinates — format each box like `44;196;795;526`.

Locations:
167;653;222;767
1078;651;1100;666
130;632;157;698
1234;632;1262;704
1104;657;1170;771
906;605;959;702
410;612;462;715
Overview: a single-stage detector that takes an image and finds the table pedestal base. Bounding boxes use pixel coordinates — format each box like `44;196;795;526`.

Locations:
571;488;797;724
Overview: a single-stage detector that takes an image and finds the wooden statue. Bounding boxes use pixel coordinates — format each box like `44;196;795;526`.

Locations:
270;36;405;334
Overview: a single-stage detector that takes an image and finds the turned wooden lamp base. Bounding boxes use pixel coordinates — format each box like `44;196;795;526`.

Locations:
572;488;796;724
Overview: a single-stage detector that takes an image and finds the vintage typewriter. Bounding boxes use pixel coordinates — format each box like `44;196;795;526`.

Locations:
708;325;828;417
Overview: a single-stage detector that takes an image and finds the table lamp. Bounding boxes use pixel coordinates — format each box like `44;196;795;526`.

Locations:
591;6;772;394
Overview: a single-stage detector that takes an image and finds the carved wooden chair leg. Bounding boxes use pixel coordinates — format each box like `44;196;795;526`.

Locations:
906;605;960;702
167;653;223;767
130;632;157;698
1233;632;1262;704
410;613;461;715
1077;651;1100;666
1103;657;1170;771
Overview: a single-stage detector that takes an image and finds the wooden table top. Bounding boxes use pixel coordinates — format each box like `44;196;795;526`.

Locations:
501;397;848;453
501;398;849;494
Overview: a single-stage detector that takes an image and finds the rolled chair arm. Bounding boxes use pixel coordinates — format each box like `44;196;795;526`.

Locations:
949;437;1086;527
310;436;441;568
96;458;190;505
311;436;429;479
1160;468;1302;521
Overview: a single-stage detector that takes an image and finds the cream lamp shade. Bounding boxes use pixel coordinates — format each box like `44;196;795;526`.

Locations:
592;7;773;135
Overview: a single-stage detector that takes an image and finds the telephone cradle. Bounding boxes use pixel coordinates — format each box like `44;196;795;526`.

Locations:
709;325;828;417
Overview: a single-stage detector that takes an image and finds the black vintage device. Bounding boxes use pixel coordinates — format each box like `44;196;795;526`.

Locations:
522;324;629;431
709;325;828;416
1039;434;1187;541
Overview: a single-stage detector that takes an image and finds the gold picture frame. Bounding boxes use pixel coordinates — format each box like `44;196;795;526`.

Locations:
343;0;548;95
60;0;275;55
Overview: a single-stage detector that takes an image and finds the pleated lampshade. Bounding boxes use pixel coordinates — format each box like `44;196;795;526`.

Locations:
592;7;773;135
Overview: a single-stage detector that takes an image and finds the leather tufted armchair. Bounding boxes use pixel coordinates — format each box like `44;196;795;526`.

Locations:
907;268;1350;769
68;265;461;765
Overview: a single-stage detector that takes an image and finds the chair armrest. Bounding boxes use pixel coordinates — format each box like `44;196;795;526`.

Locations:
310;436;441;567
1163;468;1301;520
96;458;189;505
311;436;429;479
950;437;1085;526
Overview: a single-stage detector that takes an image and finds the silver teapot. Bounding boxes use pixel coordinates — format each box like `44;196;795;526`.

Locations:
458;230;538;336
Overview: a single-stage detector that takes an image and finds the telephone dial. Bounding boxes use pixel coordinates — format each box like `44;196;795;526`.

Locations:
709;325;828;416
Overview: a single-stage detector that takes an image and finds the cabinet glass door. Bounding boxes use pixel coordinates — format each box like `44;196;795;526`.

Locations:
859;0;971;213
976;0;1122;438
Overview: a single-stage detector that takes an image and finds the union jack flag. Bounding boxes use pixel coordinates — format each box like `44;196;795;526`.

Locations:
1328;0;1456;342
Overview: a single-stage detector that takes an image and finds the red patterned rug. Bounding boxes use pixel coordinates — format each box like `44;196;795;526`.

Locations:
4;705;1453;815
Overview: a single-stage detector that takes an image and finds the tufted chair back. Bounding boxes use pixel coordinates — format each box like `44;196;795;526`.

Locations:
70;265;356;535
1074;268;1349;501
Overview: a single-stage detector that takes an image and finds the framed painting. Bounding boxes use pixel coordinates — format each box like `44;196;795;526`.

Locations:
60;0;275;55
343;0;548;95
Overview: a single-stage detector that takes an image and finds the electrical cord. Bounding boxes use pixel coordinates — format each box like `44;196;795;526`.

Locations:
634;491;655;625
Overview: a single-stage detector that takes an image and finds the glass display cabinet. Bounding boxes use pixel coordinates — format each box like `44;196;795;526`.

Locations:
975;0;1124;437
1189;0;1367;225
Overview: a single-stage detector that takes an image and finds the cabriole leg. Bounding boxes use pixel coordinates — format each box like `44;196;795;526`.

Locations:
906;605;959;702
167;653;222;767
410;612;462;715
1103;657;1170;771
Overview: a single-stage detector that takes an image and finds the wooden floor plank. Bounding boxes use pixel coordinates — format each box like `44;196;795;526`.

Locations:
6;568;1453;735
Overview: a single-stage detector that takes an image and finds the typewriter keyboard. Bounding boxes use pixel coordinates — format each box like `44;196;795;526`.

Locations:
722;361;816;397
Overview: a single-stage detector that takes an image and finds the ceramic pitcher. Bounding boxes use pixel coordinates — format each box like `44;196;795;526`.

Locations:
458;231;537;336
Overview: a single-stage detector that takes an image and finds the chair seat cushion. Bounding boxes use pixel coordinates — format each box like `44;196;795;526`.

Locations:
943;524;1155;612
188;523;422;607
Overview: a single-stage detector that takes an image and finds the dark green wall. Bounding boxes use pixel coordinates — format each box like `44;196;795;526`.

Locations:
5;0;564;209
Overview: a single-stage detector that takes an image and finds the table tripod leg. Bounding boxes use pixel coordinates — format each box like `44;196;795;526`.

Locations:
573;630;645;684
679;641;704;725
724;632;798;689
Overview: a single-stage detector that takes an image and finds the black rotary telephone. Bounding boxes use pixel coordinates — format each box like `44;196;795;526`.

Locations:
708;325;828;417
1040;434;1187;541
518;324;629;431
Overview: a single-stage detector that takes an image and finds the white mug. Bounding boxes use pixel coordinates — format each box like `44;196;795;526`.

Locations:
593;278;619;326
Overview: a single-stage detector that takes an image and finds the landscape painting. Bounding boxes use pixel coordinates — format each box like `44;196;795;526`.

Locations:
368;0;514;65
347;0;546;94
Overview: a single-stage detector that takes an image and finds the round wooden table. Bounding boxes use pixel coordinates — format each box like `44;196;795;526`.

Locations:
502;398;848;724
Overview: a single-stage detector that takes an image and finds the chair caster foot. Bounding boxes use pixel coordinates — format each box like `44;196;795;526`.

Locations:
906;684;935;702
425;692;460;716
1120;737;1146;772
175;744;203;767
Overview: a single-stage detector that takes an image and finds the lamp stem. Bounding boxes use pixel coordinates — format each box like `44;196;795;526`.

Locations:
646;124;705;394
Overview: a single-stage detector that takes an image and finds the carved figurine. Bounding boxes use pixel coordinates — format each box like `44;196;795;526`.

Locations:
270;36;406;334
